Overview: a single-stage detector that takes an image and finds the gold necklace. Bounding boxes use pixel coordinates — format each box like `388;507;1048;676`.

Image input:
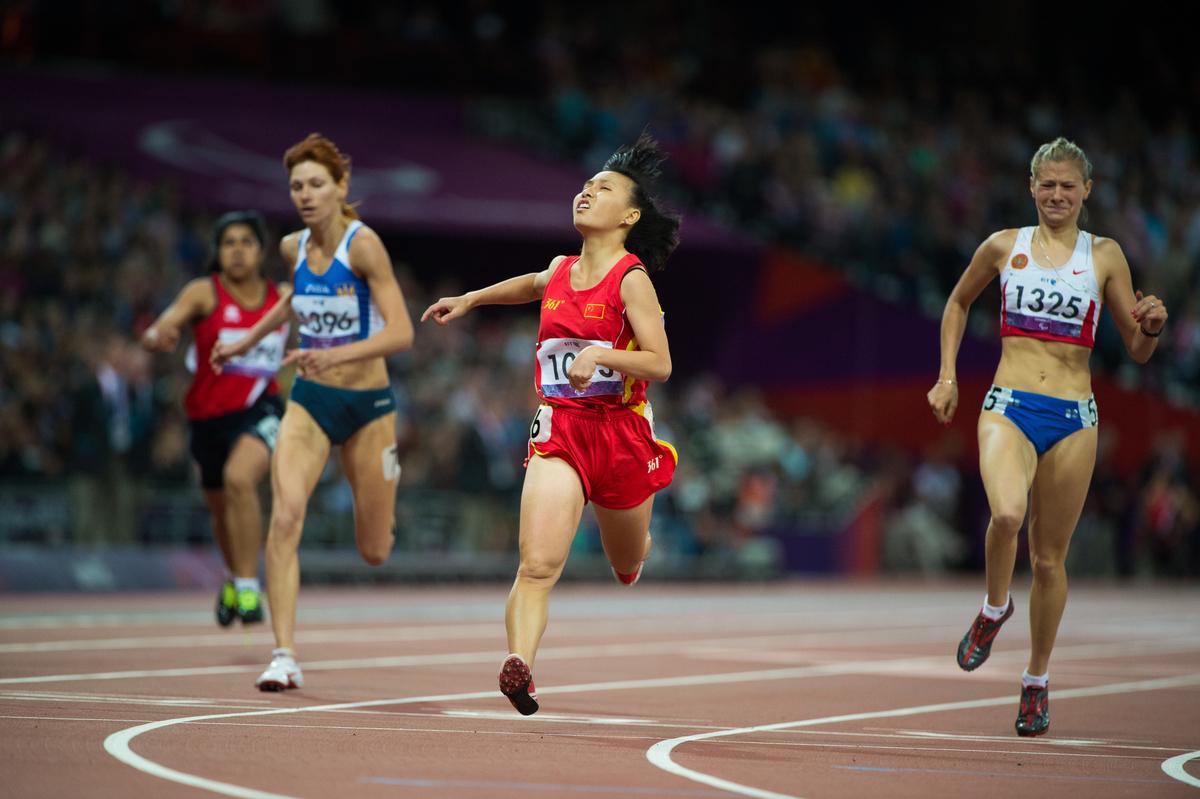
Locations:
1033;227;1075;271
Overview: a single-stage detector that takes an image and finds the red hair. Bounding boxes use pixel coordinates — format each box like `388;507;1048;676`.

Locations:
283;133;360;220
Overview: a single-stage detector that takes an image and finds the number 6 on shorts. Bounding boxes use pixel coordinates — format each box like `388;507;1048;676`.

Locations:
529;405;553;445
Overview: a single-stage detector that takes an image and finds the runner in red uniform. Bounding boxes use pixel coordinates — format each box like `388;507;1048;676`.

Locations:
422;134;681;715
142;211;288;626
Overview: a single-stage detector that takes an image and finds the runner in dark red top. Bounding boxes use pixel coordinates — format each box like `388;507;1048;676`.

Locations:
142;211;289;627
422;133;681;715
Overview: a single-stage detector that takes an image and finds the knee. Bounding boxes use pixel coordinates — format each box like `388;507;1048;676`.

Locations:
222;466;256;498
517;554;565;585
991;505;1026;537
1030;552;1066;583
268;500;306;547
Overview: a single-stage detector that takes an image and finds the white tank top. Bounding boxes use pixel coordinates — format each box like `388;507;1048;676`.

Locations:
999;227;1102;349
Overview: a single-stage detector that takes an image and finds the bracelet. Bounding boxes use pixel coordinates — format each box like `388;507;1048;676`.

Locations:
1139;325;1163;338
936;379;957;385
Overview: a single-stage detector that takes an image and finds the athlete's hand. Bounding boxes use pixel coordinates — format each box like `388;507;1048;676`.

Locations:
1131;290;1168;335
421;295;472;325
927;380;958;425
142;324;179;352
209;339;247;375
567;347;601;392
283;348;340;378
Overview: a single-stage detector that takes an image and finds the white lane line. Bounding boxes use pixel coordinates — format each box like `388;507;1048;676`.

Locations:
645;673;1200;799
440;710;667;726
1162;750;1200;789
11;632;1199;687
0;693;264;709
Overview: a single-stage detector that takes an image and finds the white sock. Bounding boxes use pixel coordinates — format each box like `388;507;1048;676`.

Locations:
981;593;1011;620
1022;670;1048;688
233;577;261;593
272;647;295;659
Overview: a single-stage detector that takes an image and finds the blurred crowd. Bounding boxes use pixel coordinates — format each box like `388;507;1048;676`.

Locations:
471;7;1200;406
1;129;1196;577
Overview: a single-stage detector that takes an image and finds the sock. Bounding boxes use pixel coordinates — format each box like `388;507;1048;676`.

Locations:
233;577;261;593
1022;670;1048;688
272;647;294;658
981;593;1011;620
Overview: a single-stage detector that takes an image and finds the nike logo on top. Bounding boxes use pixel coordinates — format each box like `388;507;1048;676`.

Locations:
1072;269;1088;275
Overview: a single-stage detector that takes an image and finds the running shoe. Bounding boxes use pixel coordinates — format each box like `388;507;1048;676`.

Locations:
236;588;264;624
612;561;644;586
215;580;236;627
256;649;303;691
498;654;539;716
956;597;1014;671
1015;682;1049;737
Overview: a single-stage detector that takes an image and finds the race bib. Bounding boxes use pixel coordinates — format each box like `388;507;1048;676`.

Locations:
219;328;286;378
537;338;623;398
294;294;362;349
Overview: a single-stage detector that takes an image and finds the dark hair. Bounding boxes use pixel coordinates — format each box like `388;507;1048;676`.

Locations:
601;132;681;273
209;210;268;273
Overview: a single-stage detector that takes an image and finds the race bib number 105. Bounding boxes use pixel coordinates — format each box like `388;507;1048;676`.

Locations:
537;338;624;398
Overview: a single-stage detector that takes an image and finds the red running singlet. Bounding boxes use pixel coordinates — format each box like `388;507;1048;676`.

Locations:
185;276;287;420
534;253;654;411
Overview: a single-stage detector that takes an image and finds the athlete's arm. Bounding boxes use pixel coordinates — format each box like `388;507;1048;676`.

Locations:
420;256;566;325
211;235;297;372
141;278;215;352
1096;237;1167;364
283;226;413;375
927;229;1012;424
567;268;671;391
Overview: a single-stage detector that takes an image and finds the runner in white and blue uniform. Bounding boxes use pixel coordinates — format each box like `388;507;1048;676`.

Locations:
927;137;1168;737
212;133;414;693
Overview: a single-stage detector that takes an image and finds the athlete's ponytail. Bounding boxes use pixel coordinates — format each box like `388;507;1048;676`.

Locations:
602;133;681;273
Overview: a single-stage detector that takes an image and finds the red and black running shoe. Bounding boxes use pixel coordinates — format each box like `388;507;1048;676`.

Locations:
956;597;1014;671
1015;682;1049;737
498;654;539;716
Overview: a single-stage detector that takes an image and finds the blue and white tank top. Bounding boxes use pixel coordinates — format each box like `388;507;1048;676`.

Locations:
291;220;386;350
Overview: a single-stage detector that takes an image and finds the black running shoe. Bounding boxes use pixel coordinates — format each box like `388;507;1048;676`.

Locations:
215;580;236;627
956;597;1014;671
1015;682;1049;737
236;588;264;624
498;654;539;716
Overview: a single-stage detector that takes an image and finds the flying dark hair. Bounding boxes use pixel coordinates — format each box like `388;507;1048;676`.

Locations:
209;210;268;273
601;132;681;273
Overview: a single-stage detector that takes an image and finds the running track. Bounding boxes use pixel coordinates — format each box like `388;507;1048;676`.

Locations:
1;582;1197;798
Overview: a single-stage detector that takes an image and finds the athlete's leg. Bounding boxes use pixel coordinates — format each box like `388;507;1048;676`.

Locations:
594;496;654;576
201;489;235;573
221;435;271;578
265;402;330;652
505;455;585;667
338;412;400;566
1026;426;1097;676
977;413;1038;606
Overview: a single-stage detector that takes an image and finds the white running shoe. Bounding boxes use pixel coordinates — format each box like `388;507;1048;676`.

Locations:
256;648;303;691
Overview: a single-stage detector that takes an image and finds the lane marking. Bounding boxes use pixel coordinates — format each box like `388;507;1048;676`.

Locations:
361;776;731;796
1162;750;1200;789
831;764;1173;786
645;673;1200;799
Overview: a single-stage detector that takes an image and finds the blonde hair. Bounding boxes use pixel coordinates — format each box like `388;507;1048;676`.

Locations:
1030;136;1092;182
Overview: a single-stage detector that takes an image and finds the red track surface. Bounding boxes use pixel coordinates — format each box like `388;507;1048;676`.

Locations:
2;582;1198;798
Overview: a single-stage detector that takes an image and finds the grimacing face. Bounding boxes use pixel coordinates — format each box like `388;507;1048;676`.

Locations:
217;223;263;279
289;160;347;226
1030;160;1092;226
573;170;641;232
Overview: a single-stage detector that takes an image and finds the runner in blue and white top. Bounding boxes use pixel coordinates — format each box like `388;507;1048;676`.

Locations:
212;133;414;694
